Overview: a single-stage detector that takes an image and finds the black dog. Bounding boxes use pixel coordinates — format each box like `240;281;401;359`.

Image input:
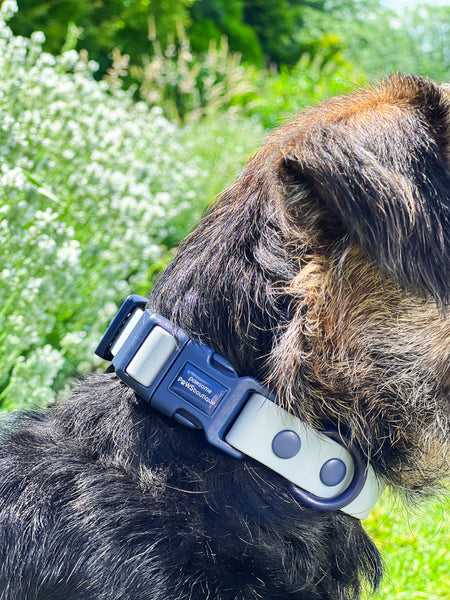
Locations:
0;74;449;599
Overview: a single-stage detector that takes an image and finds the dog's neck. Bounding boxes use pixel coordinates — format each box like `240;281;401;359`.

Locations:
149;178;298;381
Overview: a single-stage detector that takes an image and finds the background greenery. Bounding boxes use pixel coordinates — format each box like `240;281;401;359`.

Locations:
365;494;449;600
0;0;448;597
7;0;450;125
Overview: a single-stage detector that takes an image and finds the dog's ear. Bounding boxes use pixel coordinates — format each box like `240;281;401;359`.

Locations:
285;74;450;304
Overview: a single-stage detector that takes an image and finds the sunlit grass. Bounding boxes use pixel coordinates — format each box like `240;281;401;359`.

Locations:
365;493;449;599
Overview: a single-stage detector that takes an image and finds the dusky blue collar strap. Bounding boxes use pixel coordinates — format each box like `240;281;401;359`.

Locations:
96;295;384;519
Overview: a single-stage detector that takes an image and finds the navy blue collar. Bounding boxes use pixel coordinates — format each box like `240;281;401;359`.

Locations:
96;295;384;519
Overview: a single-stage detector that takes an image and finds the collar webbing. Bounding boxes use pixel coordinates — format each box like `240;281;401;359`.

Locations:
96;295;384;519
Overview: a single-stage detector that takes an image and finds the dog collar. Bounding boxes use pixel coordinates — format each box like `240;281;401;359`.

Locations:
96;295;384;519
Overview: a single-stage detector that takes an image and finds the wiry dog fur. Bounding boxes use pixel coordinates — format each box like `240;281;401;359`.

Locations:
0;74;449;600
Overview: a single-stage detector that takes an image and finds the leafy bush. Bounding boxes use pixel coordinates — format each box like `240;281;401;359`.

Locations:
188;0;263;66
0;1;262;410
302;1;450;83
9;0;359;73
253;38;366;128
10;0;195;76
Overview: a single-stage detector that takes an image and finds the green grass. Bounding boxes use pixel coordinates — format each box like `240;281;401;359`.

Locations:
364;493;449;599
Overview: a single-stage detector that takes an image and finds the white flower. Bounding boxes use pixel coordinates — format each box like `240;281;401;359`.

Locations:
30;31;45;45
0;0;18;21
0;20;260;410
56;240;81;267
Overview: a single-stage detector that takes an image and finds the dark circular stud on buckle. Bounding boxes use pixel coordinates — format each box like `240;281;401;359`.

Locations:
289;431;368;513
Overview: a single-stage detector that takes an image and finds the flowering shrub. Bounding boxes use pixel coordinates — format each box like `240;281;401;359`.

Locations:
0;1;262;410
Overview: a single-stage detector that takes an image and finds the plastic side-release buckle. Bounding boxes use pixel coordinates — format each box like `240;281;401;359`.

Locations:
95;295;149;362
97;297;269;459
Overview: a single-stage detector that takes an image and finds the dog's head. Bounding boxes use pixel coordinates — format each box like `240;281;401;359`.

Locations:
281;74;450;306
153;74;450;496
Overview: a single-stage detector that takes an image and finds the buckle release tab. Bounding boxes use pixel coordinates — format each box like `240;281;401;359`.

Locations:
96;295;267;458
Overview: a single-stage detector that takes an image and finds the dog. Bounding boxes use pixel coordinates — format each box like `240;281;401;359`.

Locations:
0;73;448;599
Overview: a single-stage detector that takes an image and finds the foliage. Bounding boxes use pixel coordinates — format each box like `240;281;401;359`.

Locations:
254;36;366;128
8;0;195;75
188;0;263;65
187;0;363;68
110;23;363;128
0;2;262;410
303;1;450;82
5;0;450;89
362;3;450;81
241;0;313;67
8;0;330;71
